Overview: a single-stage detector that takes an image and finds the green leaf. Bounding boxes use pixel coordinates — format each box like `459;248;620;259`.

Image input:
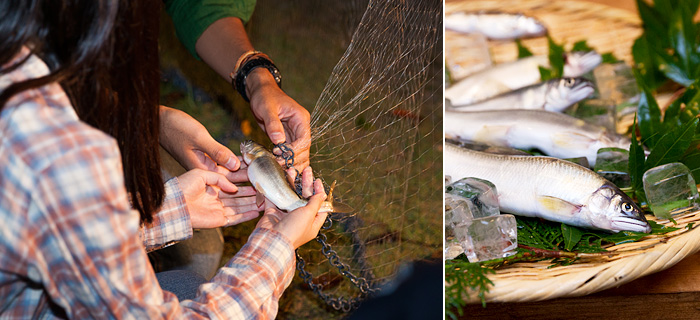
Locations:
548;36;565;79
572;40;593;52
629;116;647;195
561;224;583;251
539;66;554;81
632;36;667;89
644;118;699;171
681;141;700;182
635;71;664;148
636;0;669;43
602;52;620;64
516;39;533;59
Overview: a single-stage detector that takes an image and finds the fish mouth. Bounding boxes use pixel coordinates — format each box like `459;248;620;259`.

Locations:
569;80;595;101
610;217;652;233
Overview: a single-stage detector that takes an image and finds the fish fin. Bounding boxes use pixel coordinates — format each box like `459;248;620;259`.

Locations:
330;201;354;214
474;125;510;146
254;182;266;207
551;131;595;149
320;180;354;213
537;196;582;216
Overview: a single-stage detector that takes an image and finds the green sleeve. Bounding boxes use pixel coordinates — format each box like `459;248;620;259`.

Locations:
164;0;257;59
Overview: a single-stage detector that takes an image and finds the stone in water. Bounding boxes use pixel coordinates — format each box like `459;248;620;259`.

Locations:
643;162;700;219
595;147;631;188
465;214;518;262
445;177;500;219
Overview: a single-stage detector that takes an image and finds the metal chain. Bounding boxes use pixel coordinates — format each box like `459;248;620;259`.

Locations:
274;142;378;312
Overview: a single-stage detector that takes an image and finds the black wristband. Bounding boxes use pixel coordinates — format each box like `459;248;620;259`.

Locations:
232;57;282;102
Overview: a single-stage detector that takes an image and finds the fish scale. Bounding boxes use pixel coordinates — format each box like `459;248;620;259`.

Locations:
445;143;651;233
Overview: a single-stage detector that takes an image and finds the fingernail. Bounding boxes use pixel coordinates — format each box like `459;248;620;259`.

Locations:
225;156;238;170
270;132;284;144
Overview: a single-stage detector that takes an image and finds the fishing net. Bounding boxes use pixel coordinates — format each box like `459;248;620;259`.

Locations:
293;0;443;311
159;0;442;315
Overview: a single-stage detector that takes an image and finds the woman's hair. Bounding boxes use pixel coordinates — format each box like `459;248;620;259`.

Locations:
0;0;164;224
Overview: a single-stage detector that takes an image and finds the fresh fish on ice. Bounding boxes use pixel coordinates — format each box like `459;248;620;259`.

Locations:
241;140;352;213
447;77;594;112
445;51;602;105
445;12;547;40
445;143;651;233
444;109;630;166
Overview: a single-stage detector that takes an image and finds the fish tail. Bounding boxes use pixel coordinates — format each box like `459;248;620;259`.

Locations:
320;180;354;213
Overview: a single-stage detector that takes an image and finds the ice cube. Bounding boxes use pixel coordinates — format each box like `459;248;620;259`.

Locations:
595;148;631;188
593;62;640;106
567;99;617;133
643;162;700;219
445;177;500;219
444;220;464;260
464;214;518;262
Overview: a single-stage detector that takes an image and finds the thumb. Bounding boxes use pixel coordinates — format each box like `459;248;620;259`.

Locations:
198;137;240;171
260;110;286;145
197;169;239;193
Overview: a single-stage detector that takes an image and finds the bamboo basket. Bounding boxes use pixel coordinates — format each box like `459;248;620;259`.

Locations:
445;0;700;303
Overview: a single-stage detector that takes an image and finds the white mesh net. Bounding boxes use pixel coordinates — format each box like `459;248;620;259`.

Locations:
297;0;443;308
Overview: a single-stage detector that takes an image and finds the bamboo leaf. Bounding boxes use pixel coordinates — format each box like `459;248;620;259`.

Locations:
516;39;533;59
539;66;553;82
636;0;669;43
632;36;667;89
645;118;698;171
561;224;583;251
548;36;565;79
572;40;593;52
602;52;620;64
629;116;647;195
635;71;664;148
681;141;700;183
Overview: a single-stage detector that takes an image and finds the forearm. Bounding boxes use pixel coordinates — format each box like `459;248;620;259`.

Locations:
195;17;278;107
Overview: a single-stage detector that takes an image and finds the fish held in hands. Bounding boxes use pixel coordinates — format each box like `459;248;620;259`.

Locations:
240;140;353;213
445;51;602;106
447;77;594;112
445;12;547;40
445;143;651;233
444;109;629;166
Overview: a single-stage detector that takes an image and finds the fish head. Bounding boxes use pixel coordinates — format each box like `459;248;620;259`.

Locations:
240;140;272;165
586;182;651;233
544;77;595;112
563;51;602;77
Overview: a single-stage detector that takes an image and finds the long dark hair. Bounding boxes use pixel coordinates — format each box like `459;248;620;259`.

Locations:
0;0;164;224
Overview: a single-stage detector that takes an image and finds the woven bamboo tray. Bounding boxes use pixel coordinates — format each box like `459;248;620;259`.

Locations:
445;0;700;303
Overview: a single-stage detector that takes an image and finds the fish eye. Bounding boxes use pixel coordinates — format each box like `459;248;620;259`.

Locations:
564;78;575;87
622;202;634;213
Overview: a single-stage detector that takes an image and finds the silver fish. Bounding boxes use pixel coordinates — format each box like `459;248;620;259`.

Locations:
447;77;594;113
444;109;629;167
445;143;651;233
445;52;602;106
241;140;352;213
445;12;547;40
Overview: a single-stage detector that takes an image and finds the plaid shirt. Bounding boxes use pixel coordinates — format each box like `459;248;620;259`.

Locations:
0;47;295;319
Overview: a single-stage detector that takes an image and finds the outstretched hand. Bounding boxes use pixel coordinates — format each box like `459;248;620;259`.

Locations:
159;106;240;172
256;167;327;249
178;168;261;229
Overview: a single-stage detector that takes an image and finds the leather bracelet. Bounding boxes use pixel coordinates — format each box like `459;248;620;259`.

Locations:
229;50;262;81
232;56;282;102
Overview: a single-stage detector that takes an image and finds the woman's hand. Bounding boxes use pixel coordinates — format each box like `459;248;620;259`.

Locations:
247;69;311;170
178;168;261;229
159;105;240;172
256;167;327;249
